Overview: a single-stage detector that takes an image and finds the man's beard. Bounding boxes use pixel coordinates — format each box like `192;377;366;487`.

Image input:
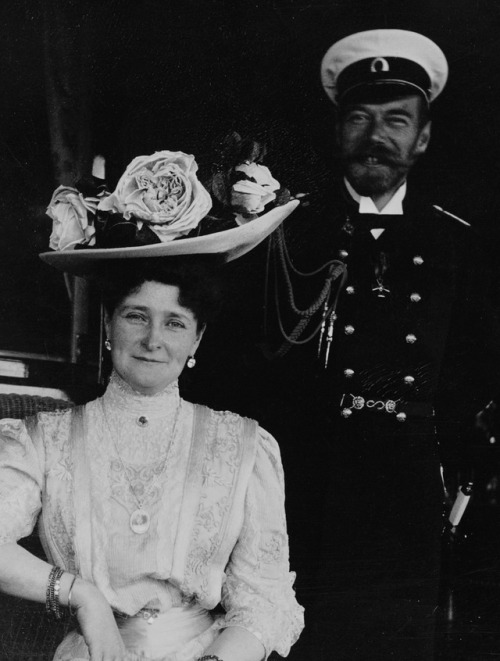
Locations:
343;145;415;197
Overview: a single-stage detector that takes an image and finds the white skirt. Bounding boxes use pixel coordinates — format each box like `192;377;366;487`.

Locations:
53;604;223;661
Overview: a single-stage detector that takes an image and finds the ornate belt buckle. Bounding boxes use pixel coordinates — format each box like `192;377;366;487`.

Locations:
385;399;397;413
140;609;159;625
352;396;365;410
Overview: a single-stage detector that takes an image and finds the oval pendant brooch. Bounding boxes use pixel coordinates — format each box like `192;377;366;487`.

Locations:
130;509;150;534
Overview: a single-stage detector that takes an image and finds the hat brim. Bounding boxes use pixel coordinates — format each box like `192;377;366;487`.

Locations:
40;200;299;277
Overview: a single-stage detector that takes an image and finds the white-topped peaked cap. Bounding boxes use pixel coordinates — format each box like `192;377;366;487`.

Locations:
321;29;448;105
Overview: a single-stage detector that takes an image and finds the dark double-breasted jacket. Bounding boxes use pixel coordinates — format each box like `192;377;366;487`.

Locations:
275;180;500;452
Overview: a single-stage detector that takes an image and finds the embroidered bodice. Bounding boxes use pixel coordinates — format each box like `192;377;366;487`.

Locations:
101;372;182;511
0;377;304;658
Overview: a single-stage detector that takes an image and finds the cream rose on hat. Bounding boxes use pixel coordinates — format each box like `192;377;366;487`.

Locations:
231;162;280;224
47;186;98;251
98;150;212;242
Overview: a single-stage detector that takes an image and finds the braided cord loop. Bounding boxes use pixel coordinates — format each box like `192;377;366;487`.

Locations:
264;223;347;358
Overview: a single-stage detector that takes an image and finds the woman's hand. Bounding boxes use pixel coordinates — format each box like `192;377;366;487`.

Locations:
71;579;126;661
202;626;265;661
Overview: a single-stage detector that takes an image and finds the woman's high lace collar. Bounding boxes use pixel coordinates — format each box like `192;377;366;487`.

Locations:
102;370;180;415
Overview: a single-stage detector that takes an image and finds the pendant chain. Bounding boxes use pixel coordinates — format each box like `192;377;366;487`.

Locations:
102;399;182;513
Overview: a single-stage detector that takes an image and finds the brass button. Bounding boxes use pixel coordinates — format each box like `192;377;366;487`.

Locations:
404;375;415;385
346;286;355;295
341;408;352;418
406;334;417;344
136;415;149;427
344;325;355;335
339;249;349;259
413;255;424;265
344;368;355;378
396;412;407;422
410;293;422;303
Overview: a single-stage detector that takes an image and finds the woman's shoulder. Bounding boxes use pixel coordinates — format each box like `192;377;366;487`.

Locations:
190;401;260;433
0;407;77;448
189;401;281;459
0;406;72;428
34;406;75;425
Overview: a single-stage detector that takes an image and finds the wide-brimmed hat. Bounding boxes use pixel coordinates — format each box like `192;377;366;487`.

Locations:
40;149;299;277
40;200;298;277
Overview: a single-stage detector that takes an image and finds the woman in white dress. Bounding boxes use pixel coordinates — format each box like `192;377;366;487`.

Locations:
0;151;302;661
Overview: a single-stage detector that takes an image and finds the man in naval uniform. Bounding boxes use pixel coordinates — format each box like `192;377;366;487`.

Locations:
267;30;500;660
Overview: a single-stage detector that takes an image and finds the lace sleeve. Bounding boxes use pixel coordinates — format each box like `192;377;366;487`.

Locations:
218;427;304;658
0;418;44;545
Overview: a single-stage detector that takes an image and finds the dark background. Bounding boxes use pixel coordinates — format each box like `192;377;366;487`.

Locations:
1;3;500;659
1;0;500;361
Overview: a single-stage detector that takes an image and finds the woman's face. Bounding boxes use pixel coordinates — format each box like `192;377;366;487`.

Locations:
105;280;204;395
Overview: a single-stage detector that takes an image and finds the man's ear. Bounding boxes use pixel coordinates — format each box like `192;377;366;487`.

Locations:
415;121;431;156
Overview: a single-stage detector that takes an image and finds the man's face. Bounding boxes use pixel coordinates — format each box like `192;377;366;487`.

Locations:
337;94;431;197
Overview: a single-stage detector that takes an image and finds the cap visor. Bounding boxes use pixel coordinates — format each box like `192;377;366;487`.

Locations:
40;200;299;277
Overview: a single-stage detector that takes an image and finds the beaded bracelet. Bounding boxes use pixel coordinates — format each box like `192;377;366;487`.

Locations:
45;566;64;620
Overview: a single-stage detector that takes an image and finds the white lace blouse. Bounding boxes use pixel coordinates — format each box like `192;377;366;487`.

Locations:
0;373;304;657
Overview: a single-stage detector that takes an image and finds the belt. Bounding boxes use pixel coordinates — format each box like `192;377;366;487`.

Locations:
114;607;160;625
340;393;434;422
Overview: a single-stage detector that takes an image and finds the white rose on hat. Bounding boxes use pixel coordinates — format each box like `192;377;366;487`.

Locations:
47;186;97;251
231;162;281;224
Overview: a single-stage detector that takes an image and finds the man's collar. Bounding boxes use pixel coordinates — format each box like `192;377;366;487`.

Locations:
344;178;407;215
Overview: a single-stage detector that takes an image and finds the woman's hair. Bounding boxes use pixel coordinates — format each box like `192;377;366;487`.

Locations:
97;257;222;330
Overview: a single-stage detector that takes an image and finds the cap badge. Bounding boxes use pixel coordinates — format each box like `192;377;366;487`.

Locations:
370;57;390;73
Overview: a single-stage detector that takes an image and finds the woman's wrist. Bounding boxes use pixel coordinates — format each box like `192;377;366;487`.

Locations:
56;575;109;616
46;571;85;616
66;574;78;615
67;577;104;611
57;572;77;606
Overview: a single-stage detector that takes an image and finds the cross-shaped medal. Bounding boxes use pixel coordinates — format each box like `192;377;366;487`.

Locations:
372;278;390;298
